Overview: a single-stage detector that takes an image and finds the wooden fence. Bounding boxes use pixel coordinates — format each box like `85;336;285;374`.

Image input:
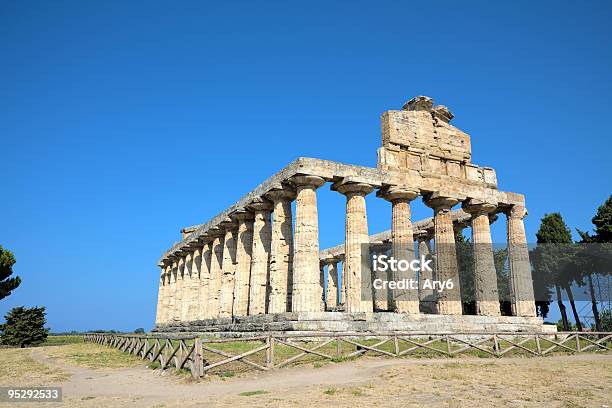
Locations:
83;331;612;379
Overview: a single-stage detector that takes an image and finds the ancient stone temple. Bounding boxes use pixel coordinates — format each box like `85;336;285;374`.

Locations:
154;96;551;335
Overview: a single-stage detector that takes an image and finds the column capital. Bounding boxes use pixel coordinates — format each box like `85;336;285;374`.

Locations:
265;187;296;202
414;229;434;241
377;185;419;202
289;175;326;188
424;194;459;211
333;181;374;197
462;199;497;216
247;197;273;212
219;217;238;231
505;204;528;220
207;227;225;238
230;209;254;222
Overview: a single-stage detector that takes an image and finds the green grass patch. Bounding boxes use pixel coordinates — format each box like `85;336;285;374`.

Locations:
239;390;269;397
324;387;337;395
44;335;83;346
44;342;143;369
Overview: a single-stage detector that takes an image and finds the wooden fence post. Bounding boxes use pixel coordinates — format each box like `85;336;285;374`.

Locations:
192;337;203;379
265;335;274;367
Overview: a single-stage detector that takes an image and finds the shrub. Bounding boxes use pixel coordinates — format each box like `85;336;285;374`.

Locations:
0;306;49;347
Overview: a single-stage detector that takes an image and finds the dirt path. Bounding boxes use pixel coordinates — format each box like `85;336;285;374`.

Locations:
26;349;612;407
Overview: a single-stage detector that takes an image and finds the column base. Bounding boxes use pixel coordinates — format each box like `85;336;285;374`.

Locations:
153;312;555;338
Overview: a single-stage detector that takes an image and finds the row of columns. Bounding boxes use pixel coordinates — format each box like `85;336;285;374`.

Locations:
156;177;536;325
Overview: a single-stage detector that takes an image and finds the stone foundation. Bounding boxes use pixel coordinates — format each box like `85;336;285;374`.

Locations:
153;312;555;338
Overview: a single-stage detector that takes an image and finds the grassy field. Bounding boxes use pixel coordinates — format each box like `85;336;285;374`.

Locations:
0;336;145;387
0;347;69;386
0;337;609;407
43;341;144;369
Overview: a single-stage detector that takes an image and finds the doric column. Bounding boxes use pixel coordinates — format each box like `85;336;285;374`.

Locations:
290;175;326;313
505;204;537;317
231;211;254;317
198;241;212;320
168;259;178;323
180;252;193;322
219;219;238;318
155;267;165;325
326;260;339;309
319;262;326;308
248;198;273;315
463;199;501;316
416;233;436;313
335;181;374;314
160;264;172;323
207;230;225;319
174;255;186;322
266;188;296;314
424;194;462;315
188;247;202;321
380;186;420;314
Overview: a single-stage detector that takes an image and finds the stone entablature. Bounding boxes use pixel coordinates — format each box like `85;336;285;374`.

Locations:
379;96;496;188
154;96;537;329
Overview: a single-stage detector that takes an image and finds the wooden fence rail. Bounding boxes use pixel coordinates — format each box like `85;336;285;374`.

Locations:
83;331;612;379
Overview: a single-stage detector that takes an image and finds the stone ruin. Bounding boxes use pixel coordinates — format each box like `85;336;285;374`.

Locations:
153;96;553;335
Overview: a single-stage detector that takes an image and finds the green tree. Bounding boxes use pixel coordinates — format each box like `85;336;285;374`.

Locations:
601;309;612;332
534;213;582;331
592;195;612;243
0;306;49;347
454;230;475;315
134;328;145;334
493;247;513;316
0;246;21;301
576;195;612;331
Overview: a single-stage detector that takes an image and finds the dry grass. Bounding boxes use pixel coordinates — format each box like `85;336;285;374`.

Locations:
42;342;144;369
0;348;69;386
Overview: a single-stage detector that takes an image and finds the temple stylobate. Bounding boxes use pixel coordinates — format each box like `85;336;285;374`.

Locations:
154;96;551;335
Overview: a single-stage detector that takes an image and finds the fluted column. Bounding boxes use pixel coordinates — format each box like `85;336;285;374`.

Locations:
207;230;225;319
155;268;165;325
248;198;273;315
291;175;326;313
335;181;374;313
319;262;326;308
188;247;202;321
168;259;178;323
174;255;185;322
232;211;254;317
416;234;436;313
463;199;500;316
380;186;420;314
160;264;172;323
266;188;296;314
326;260;339;309
180;252;193;321
506;204;537;317
424;194;462;315
198;241;212;320
219;219;238;318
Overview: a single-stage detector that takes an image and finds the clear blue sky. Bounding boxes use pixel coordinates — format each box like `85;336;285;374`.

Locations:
1;1;610;332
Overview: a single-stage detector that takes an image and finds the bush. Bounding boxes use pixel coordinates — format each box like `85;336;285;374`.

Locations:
134;328;145;334
0;306;49;347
